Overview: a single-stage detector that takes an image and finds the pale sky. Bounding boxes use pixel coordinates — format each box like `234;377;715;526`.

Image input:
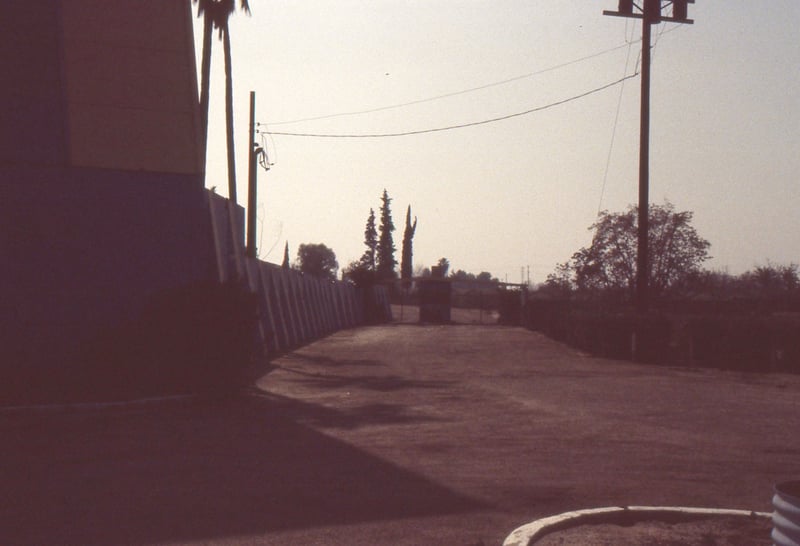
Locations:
194;1;799;284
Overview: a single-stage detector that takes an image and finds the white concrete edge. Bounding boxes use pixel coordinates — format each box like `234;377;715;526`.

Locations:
502;506;772;546
0;394;195;415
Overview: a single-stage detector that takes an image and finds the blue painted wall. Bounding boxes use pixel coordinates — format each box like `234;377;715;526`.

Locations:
1;165;216;372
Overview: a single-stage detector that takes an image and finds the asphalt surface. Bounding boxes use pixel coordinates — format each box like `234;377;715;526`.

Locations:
2;322;799;545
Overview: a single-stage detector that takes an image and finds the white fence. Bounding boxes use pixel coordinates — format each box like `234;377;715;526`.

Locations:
206;191;390;356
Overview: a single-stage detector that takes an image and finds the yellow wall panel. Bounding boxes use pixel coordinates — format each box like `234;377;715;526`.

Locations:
68;105;199;174
61;0;202;174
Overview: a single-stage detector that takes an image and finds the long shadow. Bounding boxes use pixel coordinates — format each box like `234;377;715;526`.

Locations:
276;363;456;393
248;390;446;430
282;353;385;368
0;396;484;546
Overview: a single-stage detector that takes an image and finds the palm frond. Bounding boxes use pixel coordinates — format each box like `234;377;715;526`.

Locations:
193;0;213;17
195;0;251;23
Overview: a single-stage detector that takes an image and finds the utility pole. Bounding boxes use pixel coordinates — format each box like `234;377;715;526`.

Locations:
246;91;257;258
603;1;694;312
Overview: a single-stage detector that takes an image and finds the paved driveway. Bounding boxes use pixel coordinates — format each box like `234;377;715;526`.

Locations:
2;324;799;545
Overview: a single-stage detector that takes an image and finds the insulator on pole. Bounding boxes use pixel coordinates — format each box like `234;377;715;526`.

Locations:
673;0;689;21
644;0;662;23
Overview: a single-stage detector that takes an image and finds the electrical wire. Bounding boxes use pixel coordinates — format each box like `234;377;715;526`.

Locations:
263;220;283;260
594;17;684;214
651;21;674;65
598;19;638;215
258;73;639;139
265;42;640;127
256;203;266;259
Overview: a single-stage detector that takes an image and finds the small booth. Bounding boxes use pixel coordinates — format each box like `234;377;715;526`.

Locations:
418;277;452;323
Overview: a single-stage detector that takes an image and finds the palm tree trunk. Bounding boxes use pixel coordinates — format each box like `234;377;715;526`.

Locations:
223;22;237;204
198;14;213;174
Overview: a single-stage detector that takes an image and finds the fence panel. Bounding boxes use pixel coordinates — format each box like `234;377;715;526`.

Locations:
205;189;391;358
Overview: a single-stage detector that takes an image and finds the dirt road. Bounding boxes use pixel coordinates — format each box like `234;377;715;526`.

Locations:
2;324;799;545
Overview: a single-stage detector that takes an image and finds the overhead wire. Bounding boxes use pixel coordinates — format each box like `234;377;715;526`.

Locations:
263;221;283;259
651;20;675;65
598;18;639;215
595;18;683;214
267;42;641;127
258;73;639;139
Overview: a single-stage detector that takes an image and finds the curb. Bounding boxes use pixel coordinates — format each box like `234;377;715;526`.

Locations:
502;506;772;546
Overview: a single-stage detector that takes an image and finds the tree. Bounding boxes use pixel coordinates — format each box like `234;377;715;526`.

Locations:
193;0;250;203
194;0;214;163
296;243;338;280
359;208;378;271
739;262;799;299
434;257;450;278
544;261;576;295
670;263;800;300
281;241;290;269
552;202;710;299
376;190;396;280
450;270;476;282
400;205;417;286
342;260;374;287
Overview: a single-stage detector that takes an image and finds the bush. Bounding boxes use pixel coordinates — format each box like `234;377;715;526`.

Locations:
521;298;800;372
684;315;800;372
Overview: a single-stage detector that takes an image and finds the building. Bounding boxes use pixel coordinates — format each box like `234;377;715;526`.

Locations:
0;1;216;393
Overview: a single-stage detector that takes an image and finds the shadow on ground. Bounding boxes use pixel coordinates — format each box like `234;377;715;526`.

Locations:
278;365;456;393
278;353;457;393
249;390;446;430
0;396;484;546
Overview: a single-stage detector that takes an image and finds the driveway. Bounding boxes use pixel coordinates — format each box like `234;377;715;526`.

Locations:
2;324;799;545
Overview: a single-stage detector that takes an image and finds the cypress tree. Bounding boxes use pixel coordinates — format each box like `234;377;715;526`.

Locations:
376;189;396;280
401;205;417;286
281;241;290;269
360;208;378;271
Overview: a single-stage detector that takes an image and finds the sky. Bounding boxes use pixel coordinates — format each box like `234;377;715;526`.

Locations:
194;1;799;284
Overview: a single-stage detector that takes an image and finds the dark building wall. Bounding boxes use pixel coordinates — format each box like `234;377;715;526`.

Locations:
0;1;215;376
1;165;217;370
0;1;67;166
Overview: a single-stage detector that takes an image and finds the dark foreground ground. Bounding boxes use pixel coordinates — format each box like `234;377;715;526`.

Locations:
2;321;799;545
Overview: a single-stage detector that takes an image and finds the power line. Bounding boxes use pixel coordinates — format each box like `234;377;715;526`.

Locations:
258;73;639;139
267;42;639;126
598;19;639;215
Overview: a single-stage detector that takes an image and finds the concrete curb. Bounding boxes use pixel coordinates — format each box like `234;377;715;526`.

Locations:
0;394;195;415
502;506;772;546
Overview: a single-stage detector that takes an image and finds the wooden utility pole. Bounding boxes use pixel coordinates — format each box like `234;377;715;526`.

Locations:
603;1;694;312
246;91;257;258
637;4;653;314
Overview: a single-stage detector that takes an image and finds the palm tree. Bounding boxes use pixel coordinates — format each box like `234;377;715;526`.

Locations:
193;0;251;204
194;0;214;166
